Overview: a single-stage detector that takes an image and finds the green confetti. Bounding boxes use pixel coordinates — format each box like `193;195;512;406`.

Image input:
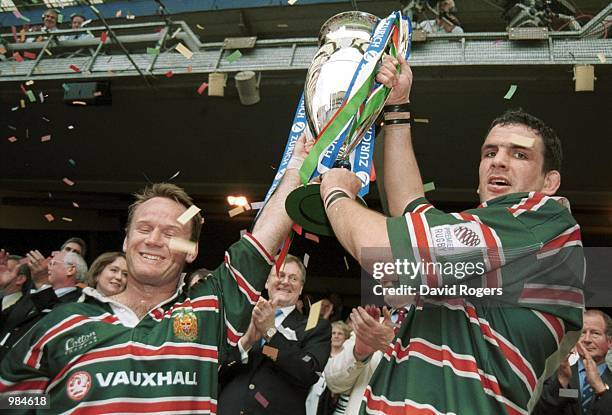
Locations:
147;47;160;55
57;14;63;24
226;50;242;63
504;84;517;100
62;83;70;92
26;90;36;103
423;182;436;193
18;14;31;23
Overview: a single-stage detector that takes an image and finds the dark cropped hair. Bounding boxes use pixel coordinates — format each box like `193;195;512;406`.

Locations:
488;108;562;173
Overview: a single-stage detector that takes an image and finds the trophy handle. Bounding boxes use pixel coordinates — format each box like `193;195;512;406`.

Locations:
333;159;352;170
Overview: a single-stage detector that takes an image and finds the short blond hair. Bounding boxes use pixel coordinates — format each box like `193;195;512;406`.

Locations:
127;183;202;242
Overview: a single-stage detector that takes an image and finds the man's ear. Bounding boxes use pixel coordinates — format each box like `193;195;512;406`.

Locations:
122;237;127;253
542;170;561;196
185;244;198;264
15;274;27;288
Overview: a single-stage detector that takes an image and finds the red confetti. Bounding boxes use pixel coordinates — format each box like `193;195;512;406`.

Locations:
100;31;108;43
254;391;269;408
13;52;24;62
20;84;27;94
44;213;55;222
62;177;75;186
165;70;174;78
292;223;303;235
41;135;51;142
196;82;208;95
304;233;320;243
23;51;37;60
69;64;81;73
7;136;17;143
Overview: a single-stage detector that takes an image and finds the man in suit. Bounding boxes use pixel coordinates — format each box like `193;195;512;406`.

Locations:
218;255;331;414
0;251;86;360
534;309;612;415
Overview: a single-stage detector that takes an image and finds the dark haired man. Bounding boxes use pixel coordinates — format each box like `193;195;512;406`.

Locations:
0;138;309;413
320;54;584;414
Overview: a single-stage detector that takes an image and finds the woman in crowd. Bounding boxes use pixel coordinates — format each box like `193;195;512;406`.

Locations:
86;252;128;296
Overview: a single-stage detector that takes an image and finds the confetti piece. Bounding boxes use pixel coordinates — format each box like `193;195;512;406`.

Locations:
344;256;349;270
413;118;429;123
597;53;606;63
44;48;52;56
7;136;17;143
26;90;36;103
13;52;24;62
165;70;174;78
288;0;298;4
11;107;18;112
228;206;246;217
262;345;278;362
169;237;197;255
175;43;193;59
254;391;269;408
423;182;435;193
304;233;319;243
305;300;322;331
40;135;51;142
250;201;265;210
25;80;34;86
69;64;81;73
115;10;122;17
72;202;80;208
100;31;108;44
72;101;87;106
171;28;182;39
277;23;289;28
196;24;205;30
168;171;180;180
226;50;242;63
303;253;310;268
48;193;53;199
292;223;303;235
25;129;29;139
62;177;75;186
126;13;135;20
20;84;27;94
23;51;36;60
8;125;16;131
509;133;535;148
20;99;25;108
504;84;518;100
13;10;30;22
68;125;75;130
302;355;311;362
62;217;73;222
39;92;45;103
177;205;201;225
44;213;55;222
57;14;64;24
42;117;50;122
62;83;70;92
93;91;102;97
68;159;76;166
197;82;208;95
146;47;160;55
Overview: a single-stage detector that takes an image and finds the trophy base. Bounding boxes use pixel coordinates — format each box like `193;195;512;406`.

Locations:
285;184;366;237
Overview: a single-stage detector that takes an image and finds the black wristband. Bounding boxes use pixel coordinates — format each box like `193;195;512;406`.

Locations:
324;189;351;210
383;103;411;113
384;118;412;125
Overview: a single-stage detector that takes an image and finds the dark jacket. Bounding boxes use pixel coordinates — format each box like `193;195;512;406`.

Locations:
218;309;331;415
533;364;612;415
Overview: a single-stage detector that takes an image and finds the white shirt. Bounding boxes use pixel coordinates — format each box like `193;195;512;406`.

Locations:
238;304;298;361
1;292;22;311
54;286;77;298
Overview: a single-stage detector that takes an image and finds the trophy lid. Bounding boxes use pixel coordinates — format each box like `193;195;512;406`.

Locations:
318;11;380;46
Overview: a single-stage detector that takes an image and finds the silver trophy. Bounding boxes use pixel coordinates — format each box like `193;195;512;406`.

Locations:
304;11;380;165
286;11;382;236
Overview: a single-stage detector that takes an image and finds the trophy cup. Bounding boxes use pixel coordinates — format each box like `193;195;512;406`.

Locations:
285;11;409;236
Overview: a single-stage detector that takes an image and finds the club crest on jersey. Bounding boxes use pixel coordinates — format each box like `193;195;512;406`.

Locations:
173;310;198;341
67;371;92;401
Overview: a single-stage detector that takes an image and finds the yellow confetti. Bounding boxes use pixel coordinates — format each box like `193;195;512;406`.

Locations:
509;133;535;148
20;99;25;108
262;345;278;361
413;118;429;123
61;217;73;222
169;237;197;255
228;206;246;217
305;300;321;331
176;205;201;225
196;24;205;30
175;43;193;60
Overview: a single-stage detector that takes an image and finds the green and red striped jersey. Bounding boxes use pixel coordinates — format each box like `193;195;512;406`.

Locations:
362;192;585;415
0;234;274;414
